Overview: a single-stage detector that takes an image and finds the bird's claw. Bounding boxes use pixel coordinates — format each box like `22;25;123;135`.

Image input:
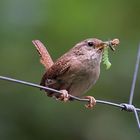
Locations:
57;90;69;102
84;96;96;109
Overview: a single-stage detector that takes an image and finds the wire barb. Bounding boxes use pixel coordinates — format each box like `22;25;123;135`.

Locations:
121;104;135;112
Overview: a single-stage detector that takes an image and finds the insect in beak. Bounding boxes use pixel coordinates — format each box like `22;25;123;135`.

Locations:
102;39;120;51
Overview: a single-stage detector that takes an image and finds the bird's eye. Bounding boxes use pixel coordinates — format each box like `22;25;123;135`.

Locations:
87;41;94;47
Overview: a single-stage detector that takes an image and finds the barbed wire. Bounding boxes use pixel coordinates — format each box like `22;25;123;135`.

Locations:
0;45;140;130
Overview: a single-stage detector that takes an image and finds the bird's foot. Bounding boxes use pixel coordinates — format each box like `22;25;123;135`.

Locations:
57;90;69;102
84;96;96;109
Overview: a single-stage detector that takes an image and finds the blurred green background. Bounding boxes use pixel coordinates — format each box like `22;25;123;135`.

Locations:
0;0;140;140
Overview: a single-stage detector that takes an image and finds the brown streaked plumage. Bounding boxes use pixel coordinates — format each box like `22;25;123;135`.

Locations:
33;38;106;108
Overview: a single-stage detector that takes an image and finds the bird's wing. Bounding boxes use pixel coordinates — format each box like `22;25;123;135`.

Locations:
40;56;71;86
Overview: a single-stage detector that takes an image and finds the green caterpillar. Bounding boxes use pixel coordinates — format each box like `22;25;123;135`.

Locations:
102;47;111;69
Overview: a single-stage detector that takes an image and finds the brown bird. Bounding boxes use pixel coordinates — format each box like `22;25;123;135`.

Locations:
32;38;118;108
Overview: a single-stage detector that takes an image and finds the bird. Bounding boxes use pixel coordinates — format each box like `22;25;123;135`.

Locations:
32;38;118;108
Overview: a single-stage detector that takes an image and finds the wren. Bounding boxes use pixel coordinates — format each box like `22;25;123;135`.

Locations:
32;38;118;108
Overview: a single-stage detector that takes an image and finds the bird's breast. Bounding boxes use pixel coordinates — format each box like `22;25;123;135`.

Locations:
61;58;100;96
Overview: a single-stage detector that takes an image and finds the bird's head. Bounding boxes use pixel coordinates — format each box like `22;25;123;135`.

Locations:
74;38;119;54
73;38;106;60
72;38;119;65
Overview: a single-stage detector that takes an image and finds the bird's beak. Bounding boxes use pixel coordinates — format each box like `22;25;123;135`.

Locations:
96;42;107;51
101;41;115;51
96;39;119;52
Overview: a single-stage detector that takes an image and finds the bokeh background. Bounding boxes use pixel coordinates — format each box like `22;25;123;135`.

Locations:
0;0;140;140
